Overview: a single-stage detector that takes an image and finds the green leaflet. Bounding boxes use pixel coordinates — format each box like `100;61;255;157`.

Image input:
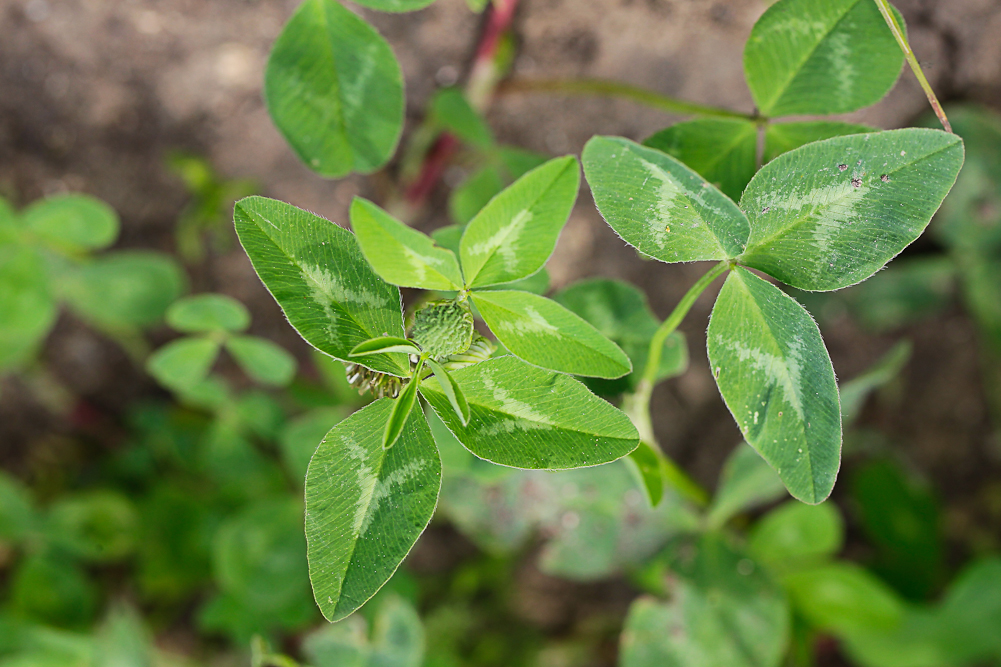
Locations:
644;118;758;203
460;155;579;288
10;554;99;628
46;491;139;564
225;336;298;386
844;258;955;332
553;278;688;393
146;337;221;393
707;267;840;504
748;501;844;568
449;168;504;226
234;196;409;377
582;136;750;263
305;399;440;622
59;252;186;329
739;129;965;291
706;442;787;529
351;0;436;11
210;498;314;632
0;244;57;372
424;358;470;425
626;441;665;507
350;337;421;357
264;0;404;177
0;472;36;543
280;407;346;484
764;121;876;163
383;370;421;449
743;0;904;117
838;340;911;426
850;459;941;599
20;194;119;252
621;534;789;667
419;355;638;470
350;198;464;291
783;562;906;636
471;290;632;379
430;87;493;149
303;596;425;667
167;294;250;333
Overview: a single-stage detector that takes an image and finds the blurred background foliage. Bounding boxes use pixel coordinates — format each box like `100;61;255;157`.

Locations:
2;102;1001;667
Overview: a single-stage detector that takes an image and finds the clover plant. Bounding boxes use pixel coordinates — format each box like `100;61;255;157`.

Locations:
0;193;185;375
236;0;970;629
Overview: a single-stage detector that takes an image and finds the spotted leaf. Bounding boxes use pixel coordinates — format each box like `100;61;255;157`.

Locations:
707;267;840;504
739;129;964;291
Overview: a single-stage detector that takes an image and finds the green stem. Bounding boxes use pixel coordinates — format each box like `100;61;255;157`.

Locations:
500;78;761;121
873;0;952;133
642;260;729;391
623;260;730;507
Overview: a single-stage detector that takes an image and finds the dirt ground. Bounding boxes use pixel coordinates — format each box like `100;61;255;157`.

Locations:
3;0;1001;647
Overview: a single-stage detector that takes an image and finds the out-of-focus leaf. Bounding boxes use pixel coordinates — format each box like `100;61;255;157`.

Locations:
748;500;844;569
166;294;250;333
622;534;789;667
264;0;404;177
225;335;298;386
46;490;139;563
208;498;315;638
61;251;186;329
783;562;906;636
431;88;493;148
845;258;955;332
554;278;687;395
303;595;425;667
0;244;57;371
839;340;912;427
10;555;99;628
146;337;221;393
850;459;941;599
280;407;346;484
707;442;787;529
0;471;37;543
21;193;119;252
644;118;758;202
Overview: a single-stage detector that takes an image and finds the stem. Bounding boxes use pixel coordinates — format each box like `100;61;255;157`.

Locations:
873;0;952;133
622;260;730;507
401;0;520;209
499;78;760;121
641;260;729;392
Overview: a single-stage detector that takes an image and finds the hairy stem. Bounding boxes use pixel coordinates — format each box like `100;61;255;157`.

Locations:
873;0;952;133
499;78;760;121
623;261;730;506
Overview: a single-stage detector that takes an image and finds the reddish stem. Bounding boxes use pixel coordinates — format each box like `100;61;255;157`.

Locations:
404;0;520;207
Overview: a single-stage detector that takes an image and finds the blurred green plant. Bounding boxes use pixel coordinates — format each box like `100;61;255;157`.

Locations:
167;152;257;264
